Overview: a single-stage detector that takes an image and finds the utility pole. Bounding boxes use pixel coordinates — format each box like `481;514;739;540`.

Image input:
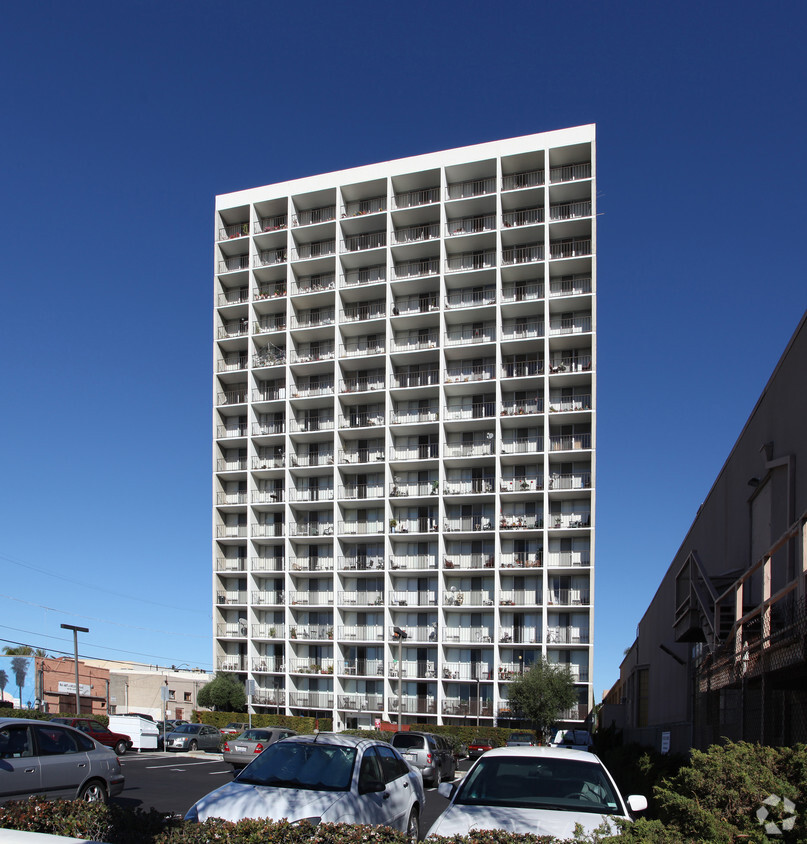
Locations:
60;624;89;714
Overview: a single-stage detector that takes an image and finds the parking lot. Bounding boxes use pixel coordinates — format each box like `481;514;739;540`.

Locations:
113;750;470;830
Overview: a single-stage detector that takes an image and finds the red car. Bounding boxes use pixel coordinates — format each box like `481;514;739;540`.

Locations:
467;736;501;759
51;717;132;756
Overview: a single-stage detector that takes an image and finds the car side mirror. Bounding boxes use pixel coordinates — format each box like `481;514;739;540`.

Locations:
359;778;387;795
626;795;648;814
437;781;455;799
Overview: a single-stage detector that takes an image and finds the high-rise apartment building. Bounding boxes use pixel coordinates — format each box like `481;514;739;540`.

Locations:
213;125;595;729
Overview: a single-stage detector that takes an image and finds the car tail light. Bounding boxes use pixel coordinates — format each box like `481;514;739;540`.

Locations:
254;743;264;753
426;753;432;763
223;742;230;752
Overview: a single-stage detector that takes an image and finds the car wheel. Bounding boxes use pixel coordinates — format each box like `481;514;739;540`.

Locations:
79;780;108;804
406;806;419;842
114;740;127;756
189;740;198;752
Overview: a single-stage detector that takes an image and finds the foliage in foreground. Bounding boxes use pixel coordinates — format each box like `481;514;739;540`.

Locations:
506;658;577;735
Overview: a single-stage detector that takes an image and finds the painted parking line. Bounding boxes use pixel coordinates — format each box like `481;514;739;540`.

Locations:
144;759;227;770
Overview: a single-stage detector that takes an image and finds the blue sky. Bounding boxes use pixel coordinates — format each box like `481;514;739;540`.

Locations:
0;0;805;695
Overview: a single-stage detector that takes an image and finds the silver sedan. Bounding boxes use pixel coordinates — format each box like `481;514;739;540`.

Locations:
165;723;222;752
223;727;297;770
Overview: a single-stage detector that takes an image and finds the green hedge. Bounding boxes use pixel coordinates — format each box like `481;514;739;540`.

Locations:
191;710;330;733
0;709;110;726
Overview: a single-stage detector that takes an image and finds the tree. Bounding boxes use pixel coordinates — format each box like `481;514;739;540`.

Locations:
0;669;8;700
197;673;247;712
10;657;29;708
506;657;578;738
2;645;33;656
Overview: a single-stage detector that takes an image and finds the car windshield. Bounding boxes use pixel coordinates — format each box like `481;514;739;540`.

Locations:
509;733;533;741
241;730;271;741
456;756;622;815
174;724;201;734
237;742;357;791
392;735;425;750
470;737;489;745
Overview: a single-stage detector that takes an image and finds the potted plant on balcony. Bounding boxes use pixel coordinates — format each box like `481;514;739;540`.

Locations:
327;627;334;639
268;626;276;637
431;480;439;495
389;518;397;533
290;627;297;639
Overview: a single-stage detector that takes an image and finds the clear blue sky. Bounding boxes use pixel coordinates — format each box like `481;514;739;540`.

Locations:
1;1;805;695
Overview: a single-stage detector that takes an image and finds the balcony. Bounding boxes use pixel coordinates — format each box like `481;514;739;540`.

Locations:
443;516;493;532
255;248;287;267
549;313;592;336
218;320;248;339
391;517;439;535
339;447;385;464
341;374;385;393
289;625;333;642
217;656;248;671
216;591;247;606
442;627;493;644
340;483;385;500
390;481;438;497
388;696;437;715
342;338;385;357
251;557;285;572
217;623;246;637
446;177;495;201
444;286;496;310
502;207;544;228
251;656;284;672
253;690;286;707
442;554;494;570
252;590;284;606
389;554;437;571
446;215;495;237
550;239;592;260
548;395;591;413
502;169;544;191
338;520;385;536
252;523;285;537
500;477;543;492
255;214;287;233
291;273;335;296
499;590;542;606
393;223;440;245
500;553;543;569
338;694;384;711
393;187;440;209
252;420;285;436
255;282;287;300
549;354;592;374
217;423;247;439
443;441;493;458
444;323;495;346
289;692;334;709
217;457;247;472
390;332;438;352
216;520;245;535
442;699;494;717
343;264;386;288
291;308;335;329
251;455;284;470
218;255;250;274
290;383;334;399
216;557;246;572
549;275;592;298
288;660;334;676
289;591;334;606
546;626;590;644
290;556;334;572
216;389;247;407
442;479;494;495
339;410;384;428
498;628;541;645
501;398;543;416
550;201;592;221
392;369;440;389
499;514;542;530
293;206;336;226
502;243;544;265
549;162;591;183
443;402;495;421
338;625;385;641
217;355;247;373
392;258;440;281
547;588;591;606
501;436;543;454
441;663;493;681
253;349;285;368
339;659;384;676
339;555;385;571
217;491;247;505
251;624;286;638
501;319;544;341
342;230;386;252
219;222;250;240
388;626;438;643
549;512;591;530
338;590;384;606
392;293;439;315
217;287;248;307
444;363;495;383
288;418;334;434
391;444;438;461
549;433;591;451
502;358;543;378
341;302;385;323
443;590;494;607
391;405;438;424
292;240;336;261
445;250;496;273
502;281;544;303
390;661;437;680
342;196;386;217
254;314;287;334
390;590;436;607
288;522;334;537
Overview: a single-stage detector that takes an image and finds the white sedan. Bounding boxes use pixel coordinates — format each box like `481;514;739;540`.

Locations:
185;734;425;839
427;746;647;839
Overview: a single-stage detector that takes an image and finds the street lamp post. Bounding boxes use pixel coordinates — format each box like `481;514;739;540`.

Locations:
392;627;408;729
60;624;89;714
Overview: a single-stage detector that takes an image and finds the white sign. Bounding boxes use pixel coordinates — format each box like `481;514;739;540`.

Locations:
58;681;91;697
660;731;671;754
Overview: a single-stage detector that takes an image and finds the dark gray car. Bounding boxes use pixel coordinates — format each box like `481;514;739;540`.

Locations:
165;723;222;752
390;731;455;787
0;717;124;804
222;727;297;771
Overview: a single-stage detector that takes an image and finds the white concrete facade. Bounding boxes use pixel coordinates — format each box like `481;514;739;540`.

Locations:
213;125;596;729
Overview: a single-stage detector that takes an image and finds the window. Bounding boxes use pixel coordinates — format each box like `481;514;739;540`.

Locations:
168;689;176;700
0;725;33;759
184;692;192;702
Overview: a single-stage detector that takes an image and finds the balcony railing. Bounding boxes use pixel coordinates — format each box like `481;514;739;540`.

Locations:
389;661;437;679
253;690;286;707
217;389;246;406
391;444;438;460
390;590;436;607
392;294;439;316
550;201;592;221
390;406;438;424
251;590;284;605
502;169;544;191
392;369;440;389
500;553;543;569
289;625;333;642
340;484;385;500
546;626;590;644
217;623;246;637
251;556;285;572
446;215;496;236
289;591;334;606
339;448;385;464
502;243;544;265
390;332;438;352
393;223;440;245
548;395;591;413
342;264;386;289
338;591;384;606
441;663;493;681
501;281;544;303
341;375;385;393
251;624;286;638
442;627;494;644
292;240;336;261
217;356;247;373
549;162;591;183
216;423;247;439
342;196;386;217
288;522;334;537
499;590;542;607
218;255;250;274
255;214;287;233
339;412;384;429
389;554;437;570
251;656;284;672
339;555;385;571
499;514;542;530
341;338;385;357
288;417;334;434
389;626;439;643
339;659;384;676
219;222;250;240
291;273;335;296
338;520;385;536
391;517;439;534
546;550;590;568
217;491;247;505
255;248;287;268
443;403;495;421
442;554;495;570
502;207;544;228
388;696;437;715
500;476;543;492
255;283;287;300
502;360;543;378
443;516;494;532
217;457;247;472
289;556;335;572
217;656;248;670
254;315;287;334
445;250;496;273
290;383;334;399
342;231;386;252
291;309;335;329
341;302;385;322
217;288;249;306
442;479;494;495
218;321;248;339
443;590;494;607
251;455;284;469
293;205;336;226
252;523;285;537
548;433;592;451
443;442;493;458
550;239;592;260
549;355;592;374
501;320;544;341
216;557;246;572
444;286;496;309
501;436;543;454
252;421;285;436
253;350;286;368
390;481;438;497
446;177;495;200
549;314;592;335
500;398;543;416
338;694;384;711
444;364;495;382
338;625;385;641
393;187;440;209
549;512;591;529
391;258;440;281
289;692;334;709
549;275;592;297
216;591;247;605
548;589;591;606
444;324;496;346
498;628;541;645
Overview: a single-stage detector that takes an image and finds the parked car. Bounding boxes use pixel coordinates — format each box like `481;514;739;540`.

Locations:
0;717;125;805
390;730;455;787
50;717;132;756
186;734;424;838
467;736;501;759
428;746;647;839
220;721;249;737
506;731;537;747
550;729;593;751
123;712;154;721
165;723;222;752
223;727;297;771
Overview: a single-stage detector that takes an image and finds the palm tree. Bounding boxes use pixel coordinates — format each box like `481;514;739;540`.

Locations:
11;657;29;708
2;645;33;656
0;669;8;701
